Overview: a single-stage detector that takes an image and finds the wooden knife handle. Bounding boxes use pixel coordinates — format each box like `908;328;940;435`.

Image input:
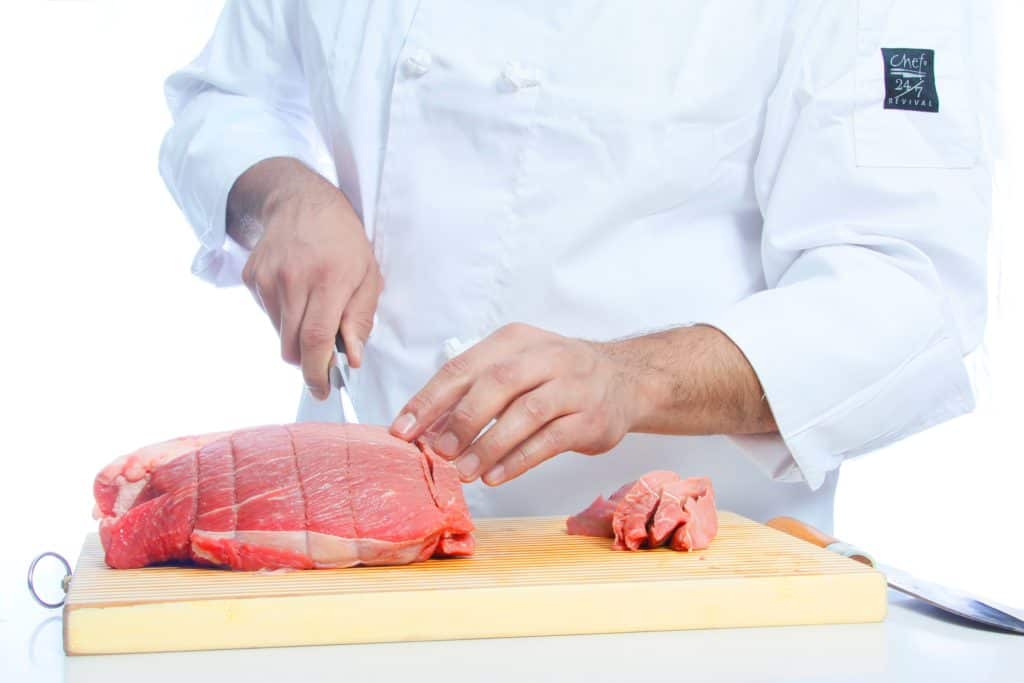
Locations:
765;516;874;567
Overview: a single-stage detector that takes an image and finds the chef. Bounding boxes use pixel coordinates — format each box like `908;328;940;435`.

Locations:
159;1;991;532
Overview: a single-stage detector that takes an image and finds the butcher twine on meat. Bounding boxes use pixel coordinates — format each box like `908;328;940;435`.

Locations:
93;423;475;570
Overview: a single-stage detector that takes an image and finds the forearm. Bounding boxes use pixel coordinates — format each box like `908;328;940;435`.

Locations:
599;325;777;436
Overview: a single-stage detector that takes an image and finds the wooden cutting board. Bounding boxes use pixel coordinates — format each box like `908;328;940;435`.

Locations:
63;513;886;655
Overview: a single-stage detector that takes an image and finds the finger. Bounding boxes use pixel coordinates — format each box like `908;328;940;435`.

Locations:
251;281;267;314
481;412;585;486
431;355;555;461
241;256;258;303
256;276;282;333
243;255;280;331
277;274;309;366
390;327;525;441
453;381;572;482
298;281;350;400
243;254;275;320
339;265;382;368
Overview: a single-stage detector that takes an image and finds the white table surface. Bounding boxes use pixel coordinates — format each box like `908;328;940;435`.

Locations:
4;587;1022;683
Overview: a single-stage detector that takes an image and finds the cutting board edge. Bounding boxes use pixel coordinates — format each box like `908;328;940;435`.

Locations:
62;567;882;610
63;571;888;655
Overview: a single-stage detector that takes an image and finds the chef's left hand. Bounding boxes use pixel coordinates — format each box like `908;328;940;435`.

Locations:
390;324;639;485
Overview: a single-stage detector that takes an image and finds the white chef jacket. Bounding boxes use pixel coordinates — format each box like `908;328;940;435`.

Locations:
159;1;992;532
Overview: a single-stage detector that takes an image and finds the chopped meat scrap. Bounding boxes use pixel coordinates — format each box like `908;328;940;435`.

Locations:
567;473;717;552
565;480;634;537
612;471;681;551
650;477;713;547
672;479;717;551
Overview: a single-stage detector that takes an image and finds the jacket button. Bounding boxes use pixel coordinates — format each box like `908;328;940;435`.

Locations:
500;61;540;91
403;49;432;77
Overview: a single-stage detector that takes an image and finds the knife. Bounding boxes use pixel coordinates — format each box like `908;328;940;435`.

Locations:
329;333;360;424
766;516;1024;634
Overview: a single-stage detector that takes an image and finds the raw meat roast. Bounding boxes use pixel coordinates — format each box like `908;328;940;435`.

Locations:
567;472;717;551
93;423;475;570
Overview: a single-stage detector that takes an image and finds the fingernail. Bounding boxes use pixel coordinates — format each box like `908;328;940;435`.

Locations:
435;432;458;458
351;338;365;367
455;452;480;479
483;464;505;486
392;412;416;437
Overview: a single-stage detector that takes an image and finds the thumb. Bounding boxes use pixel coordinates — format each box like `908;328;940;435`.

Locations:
339;268;382;367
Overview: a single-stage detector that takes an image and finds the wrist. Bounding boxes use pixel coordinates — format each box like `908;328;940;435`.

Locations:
591;336;668;435
227;157;318;248
251;158;316;222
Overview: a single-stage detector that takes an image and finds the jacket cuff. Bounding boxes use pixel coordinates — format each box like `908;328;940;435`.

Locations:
159;101;318;286
703;301;974;490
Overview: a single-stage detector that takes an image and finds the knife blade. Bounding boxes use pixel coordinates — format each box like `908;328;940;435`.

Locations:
766;516;1024;634
329;333;359;424
879;562;1024;634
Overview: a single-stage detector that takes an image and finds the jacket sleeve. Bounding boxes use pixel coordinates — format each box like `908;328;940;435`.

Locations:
158;0;331;286
703;0;993;489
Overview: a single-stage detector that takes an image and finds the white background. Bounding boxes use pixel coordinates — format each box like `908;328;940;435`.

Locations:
1;0;1021;655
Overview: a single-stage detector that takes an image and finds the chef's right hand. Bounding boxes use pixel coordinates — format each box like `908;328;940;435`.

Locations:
230;157;383;400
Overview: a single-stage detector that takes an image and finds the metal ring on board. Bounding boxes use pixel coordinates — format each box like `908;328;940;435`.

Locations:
27;552;71;609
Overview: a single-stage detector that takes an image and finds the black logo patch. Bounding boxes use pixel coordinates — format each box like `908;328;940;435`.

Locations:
882;48;939;112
